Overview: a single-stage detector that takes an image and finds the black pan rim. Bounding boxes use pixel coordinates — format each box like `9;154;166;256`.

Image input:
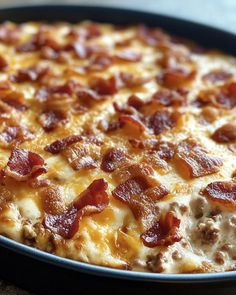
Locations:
0;4;235;284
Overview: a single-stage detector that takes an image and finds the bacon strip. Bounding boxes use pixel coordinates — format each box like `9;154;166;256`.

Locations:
141;211;181;247
4;148;47;181
174;139;223;178
201;181;236;208
43;179;109;239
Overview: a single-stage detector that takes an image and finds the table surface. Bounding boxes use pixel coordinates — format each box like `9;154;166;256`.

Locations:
0;0;235;294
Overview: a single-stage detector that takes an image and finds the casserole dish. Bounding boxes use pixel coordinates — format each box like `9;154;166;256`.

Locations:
0;4;235;287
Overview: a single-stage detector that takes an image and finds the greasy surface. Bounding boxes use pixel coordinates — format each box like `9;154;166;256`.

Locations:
0;21;235;274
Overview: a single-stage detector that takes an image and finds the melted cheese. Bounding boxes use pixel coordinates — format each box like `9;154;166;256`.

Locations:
0;21;235;274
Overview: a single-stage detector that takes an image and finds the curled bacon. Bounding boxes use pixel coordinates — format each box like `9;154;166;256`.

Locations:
4;148;47;181
141;211;181;247
211;123;236;143
174;139;223;178
101;148;129;172
43;179;109;239
201;181;236;208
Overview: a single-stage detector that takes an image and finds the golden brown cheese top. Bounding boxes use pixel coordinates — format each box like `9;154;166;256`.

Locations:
0;21;236;273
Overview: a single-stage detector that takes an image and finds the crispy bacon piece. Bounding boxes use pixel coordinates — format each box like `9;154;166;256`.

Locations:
119;72;151;88
90;76;118;95
1;91;28;111
112;175;169;228
62;142;99;171
141;211;181;247
129;139;175;161
127;94;145;110
174;139;223;178
202;70;232;83
0;55;8;70
44;135;82;154
211;123;236;143
115;50;142;62
118;114;146;135
4;148;47;181
43;179;109;239
137;25;169;47
202;181;236;208
148;110;177;135
77;88;106;106
195;82;236;109
17;25;63;53
84;23;102;39
36;80;81;102
38;109;69;132
98;119;121;133
44;134;103;154
87;53;114;71
151;88;186;107
101;148;129;172
159;68;195;88
11;66;49;83
0;125;35;146
157;47;191;69
0;24;20;44
0;80;11;92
